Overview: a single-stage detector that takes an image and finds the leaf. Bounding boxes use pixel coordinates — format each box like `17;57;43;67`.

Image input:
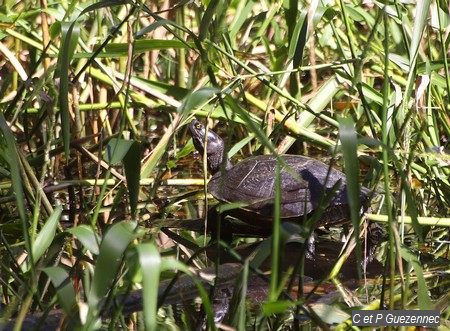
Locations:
57;21;80;157
262;300;297;315
178;86;219;116
198;0;220;41
408;0;431;64
135;19;178;39
228;134;254;158
269;160;282;301
288;10;308;68
49;21;61;40
32;206;62;263
296;77;340;128
216;201;250;214
56;0;127;158
399;0;431;125
137;242;161;331
122;141;142;217
310;303;350;324
104;138;135;165
338;117;362;276
401;246;433;309
42;266;76;313
249;238;272;270
223;261;249;328
0;113;30;259
108;39;188;52
79;0;127;14
224;95;277;154
66;225;100;255
71;39;191;58
103;138;141;216
229;0;254;38
87;221;137;309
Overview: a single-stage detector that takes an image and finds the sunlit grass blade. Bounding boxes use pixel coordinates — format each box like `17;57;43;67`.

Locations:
141;87;218;178
288;11;308;69
398;0;431;129
57;0;132;157
366;214;450;226
31;206;62;263
262;300;298;315
382;7;397;309
72;39;192;58
229;0;254;38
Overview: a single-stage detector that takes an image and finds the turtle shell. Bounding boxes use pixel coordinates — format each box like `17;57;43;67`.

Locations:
208;155;368;225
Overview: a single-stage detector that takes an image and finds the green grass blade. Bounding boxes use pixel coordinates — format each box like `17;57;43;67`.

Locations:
42;266;76;314
66;225;100;255
263;300;297;315
0;113;32;266
57;21;80;157
269;160;282;302
105;138;134;165
382;8;397;309
288;10;308;68
31;206;62;263
198;0;220;41
103;138;141;217
86;221;137;325
399;0;431;127
141;87;218;178
57;0;129;158
338;117;361;277
304;78;340;126
408;0;431;63
97;39;189;56
229;0;254;38
123;141;142;218
235;260;249;329
285;0;298;42
135;19;172;39
178;87;219;116
400;246;432;309
137;242;161;331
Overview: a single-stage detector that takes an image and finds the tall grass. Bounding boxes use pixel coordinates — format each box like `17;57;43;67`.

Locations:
0;0;449;329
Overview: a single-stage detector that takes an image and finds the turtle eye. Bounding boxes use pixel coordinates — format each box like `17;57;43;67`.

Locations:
195;122;202;130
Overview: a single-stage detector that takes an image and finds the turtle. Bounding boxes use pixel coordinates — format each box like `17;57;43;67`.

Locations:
189;119;372;234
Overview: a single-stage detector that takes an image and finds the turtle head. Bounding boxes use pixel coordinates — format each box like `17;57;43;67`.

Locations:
189;119;232;174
